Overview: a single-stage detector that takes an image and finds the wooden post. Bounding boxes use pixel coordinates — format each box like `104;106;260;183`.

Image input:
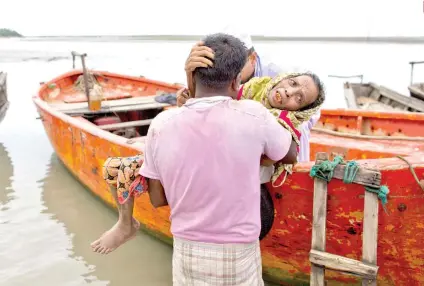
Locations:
71;51;90;102
310;152;329;286
309;152;381;286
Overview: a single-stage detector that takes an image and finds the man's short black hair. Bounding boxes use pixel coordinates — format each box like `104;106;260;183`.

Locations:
194;33;248;90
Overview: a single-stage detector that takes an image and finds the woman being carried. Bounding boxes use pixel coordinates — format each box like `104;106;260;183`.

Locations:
90;72;325;254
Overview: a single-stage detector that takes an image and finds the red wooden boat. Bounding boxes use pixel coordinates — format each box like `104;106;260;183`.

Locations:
33;70;424;285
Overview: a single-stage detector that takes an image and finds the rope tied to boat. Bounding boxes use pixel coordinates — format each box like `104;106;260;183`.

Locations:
343;161;359;184
310;156;389;214
309;155;344;182
396;155;424;192
364;185;389;214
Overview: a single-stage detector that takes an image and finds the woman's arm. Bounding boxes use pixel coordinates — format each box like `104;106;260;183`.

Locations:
184;41;214;97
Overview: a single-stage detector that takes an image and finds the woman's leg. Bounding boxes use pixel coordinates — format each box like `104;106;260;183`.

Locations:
91;185;140;254
90;157;141;254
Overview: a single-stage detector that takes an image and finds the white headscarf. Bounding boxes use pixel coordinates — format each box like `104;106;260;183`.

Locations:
220;25;253;50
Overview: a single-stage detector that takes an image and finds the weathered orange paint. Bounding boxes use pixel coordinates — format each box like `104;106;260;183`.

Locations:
33;70;424;285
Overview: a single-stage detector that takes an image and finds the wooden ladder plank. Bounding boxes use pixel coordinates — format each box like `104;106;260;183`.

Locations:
362;191;379;286
310;152;329;286
310;250;378;279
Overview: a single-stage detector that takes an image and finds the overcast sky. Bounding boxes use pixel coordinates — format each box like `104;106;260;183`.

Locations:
1;0;423;37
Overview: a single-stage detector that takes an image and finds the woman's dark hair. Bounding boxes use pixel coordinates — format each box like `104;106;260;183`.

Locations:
297;72;326;111
194;33;248;90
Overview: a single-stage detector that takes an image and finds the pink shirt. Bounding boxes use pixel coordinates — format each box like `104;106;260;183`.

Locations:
140;96;292;244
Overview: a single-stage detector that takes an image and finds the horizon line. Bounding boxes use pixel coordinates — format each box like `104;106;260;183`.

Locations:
17;34;424;44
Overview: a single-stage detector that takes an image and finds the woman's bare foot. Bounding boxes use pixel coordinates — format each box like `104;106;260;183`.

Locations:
90;218;140;254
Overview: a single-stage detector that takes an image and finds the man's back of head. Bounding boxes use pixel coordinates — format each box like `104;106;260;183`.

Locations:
194;33;247;97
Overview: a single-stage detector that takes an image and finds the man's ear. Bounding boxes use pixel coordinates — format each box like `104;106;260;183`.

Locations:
250;52;258;65
231;73;242;92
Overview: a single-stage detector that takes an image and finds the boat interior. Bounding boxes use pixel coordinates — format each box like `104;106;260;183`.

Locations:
39;71;424;162
345;82;424;112
40;71;179;140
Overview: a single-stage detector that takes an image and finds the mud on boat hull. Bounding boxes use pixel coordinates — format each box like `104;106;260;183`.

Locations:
34;70;424;285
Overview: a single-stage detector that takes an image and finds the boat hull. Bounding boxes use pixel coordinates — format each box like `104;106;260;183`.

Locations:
34;71;424;285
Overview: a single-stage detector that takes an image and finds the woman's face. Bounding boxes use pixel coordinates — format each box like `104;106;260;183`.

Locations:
267;75;319;111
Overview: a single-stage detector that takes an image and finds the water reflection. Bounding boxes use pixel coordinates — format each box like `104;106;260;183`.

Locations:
41;154;173;285
0;143;13;209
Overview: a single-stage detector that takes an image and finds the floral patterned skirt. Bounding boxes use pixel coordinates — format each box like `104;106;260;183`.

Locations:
102;154;148;204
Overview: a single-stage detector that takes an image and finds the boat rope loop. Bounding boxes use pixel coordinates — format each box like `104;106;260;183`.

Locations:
310;156;389;214
343;161;359;184
309;156;344;182
364;185;389;214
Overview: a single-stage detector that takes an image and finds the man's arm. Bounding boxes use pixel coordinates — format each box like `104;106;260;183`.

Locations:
146;178;168;208
139;124;168;208
262;108;297;164
260;139;297;166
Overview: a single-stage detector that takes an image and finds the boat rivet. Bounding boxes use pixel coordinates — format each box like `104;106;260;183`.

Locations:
275;193;282;199
397;203;407;212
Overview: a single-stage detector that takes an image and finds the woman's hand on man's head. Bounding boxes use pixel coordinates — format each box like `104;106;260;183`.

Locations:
184;41;215;72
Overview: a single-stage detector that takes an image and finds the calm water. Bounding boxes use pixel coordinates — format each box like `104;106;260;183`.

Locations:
1;37;424;285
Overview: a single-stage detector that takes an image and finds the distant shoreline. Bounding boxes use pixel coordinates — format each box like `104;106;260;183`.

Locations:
0;28;22;38
21;34;424;44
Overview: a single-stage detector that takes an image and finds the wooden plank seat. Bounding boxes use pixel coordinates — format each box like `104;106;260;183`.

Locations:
50;95;170;115
125;136;146;146
98;119;153;131
63;92;132;103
